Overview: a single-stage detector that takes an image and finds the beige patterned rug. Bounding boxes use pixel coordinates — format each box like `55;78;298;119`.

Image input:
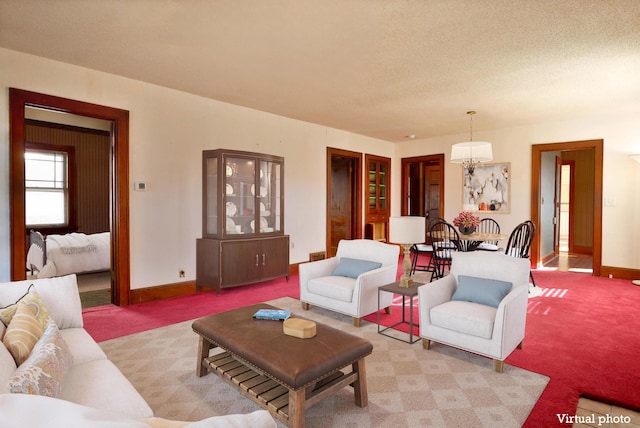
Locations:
99;297;549;427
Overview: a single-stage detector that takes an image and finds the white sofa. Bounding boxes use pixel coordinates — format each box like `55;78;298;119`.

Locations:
418;251;530;372
0;274;276;428
299;239;400;326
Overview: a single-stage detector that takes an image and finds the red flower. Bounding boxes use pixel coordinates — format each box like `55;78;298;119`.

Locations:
453;211;480;228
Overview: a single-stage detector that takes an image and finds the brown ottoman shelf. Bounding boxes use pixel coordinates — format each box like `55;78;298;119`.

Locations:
193;303;373;427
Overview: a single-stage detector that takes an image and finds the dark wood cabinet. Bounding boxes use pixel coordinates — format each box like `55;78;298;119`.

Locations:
365;154;390;242
196;149;289;294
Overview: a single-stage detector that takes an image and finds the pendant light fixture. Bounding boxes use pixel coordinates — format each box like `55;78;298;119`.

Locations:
450;111;493;174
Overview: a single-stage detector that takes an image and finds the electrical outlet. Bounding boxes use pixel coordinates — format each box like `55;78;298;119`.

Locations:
179;269;185;278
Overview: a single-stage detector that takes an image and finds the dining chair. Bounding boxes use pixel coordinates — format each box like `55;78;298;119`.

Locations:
429;220;460;281
476;218;501;251
410;217;444;276
503;221;537;287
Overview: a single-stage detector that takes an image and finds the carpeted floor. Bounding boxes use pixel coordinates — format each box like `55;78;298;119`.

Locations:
80;288;111;309
85;266;640;427
100;296;549;428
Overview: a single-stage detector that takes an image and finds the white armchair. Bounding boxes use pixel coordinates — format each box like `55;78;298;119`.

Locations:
418;251;530;372
299;239;400;326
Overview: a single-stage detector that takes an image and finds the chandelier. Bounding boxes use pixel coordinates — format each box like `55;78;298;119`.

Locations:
450;111;493;174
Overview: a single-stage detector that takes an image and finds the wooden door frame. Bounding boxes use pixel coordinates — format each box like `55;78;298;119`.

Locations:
531;140;602;276
326;148;362;255
9;88;131;306
552;155;562;259
400;154;445;216
562;160;577;254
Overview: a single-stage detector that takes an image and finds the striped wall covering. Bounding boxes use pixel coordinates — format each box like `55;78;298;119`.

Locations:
25;120;110;235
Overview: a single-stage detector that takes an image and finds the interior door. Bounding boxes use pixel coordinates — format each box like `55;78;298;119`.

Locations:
424;164;441;223
401;154;445;239
326;148;362;257
553;155;562;256
329;157;354;256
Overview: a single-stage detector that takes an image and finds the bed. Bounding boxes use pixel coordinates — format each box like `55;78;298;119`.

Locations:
27;230;111;278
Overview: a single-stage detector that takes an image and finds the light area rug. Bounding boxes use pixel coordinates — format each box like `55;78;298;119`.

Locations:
100;297;549;428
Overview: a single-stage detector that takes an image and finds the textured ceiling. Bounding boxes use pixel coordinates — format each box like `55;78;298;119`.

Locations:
1;0;639;142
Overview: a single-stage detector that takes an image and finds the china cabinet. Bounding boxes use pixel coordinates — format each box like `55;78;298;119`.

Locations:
364;154;390;242
196;149;289;294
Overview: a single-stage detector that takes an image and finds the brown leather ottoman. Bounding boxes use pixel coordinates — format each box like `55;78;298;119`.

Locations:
192;303;373;427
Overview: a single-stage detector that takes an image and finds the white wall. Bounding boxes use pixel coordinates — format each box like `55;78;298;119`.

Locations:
394;115;640;270
2;47;639;288
0;48;394;287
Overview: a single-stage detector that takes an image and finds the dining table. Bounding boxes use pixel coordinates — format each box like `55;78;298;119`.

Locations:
432;230;508;252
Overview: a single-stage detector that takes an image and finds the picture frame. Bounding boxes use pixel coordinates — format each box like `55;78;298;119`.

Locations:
461;162;510;214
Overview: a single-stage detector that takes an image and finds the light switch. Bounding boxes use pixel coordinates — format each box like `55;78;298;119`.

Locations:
134;181;146;191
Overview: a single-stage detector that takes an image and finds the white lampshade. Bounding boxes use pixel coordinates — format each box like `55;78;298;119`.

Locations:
631;154;640;163
450;141;493;164
389;216;426;244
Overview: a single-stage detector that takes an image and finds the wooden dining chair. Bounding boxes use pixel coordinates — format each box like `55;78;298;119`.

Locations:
410;217;444;276
503;221;537;287
476;218;501;251
429;220;460;281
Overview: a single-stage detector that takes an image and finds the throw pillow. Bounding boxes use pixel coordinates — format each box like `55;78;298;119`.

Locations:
0;286;51;329
8;319;74;398
451;275;513;308
3;301;45;365
332;257;382;279
0;275;83;330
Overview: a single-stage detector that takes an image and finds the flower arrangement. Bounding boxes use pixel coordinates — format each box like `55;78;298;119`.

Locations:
452;211;480;228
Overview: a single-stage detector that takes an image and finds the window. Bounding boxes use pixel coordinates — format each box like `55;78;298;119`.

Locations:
25;143;75;227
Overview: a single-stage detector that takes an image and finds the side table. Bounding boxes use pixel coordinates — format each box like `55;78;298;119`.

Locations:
377;280;424;344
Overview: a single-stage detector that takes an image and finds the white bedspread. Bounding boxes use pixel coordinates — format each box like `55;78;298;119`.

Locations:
48;233;97;255
27;232;110;278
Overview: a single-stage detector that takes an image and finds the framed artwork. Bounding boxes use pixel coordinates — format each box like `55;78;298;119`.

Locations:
461;162;510;213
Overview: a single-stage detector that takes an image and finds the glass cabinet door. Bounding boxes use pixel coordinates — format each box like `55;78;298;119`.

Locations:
202;149;284;239
205;156;218;236
367;157;389;213
223;156;256;236
258;160;282;234
378;161;387;211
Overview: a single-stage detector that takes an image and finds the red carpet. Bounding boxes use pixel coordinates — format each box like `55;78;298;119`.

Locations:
366;269;640;427
83;277;300;342
507;270;640;427
84;265;640;427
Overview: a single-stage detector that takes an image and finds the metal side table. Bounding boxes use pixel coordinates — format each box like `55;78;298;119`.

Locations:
377;280;424;344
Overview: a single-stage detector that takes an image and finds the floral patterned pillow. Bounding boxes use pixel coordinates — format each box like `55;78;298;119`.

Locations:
8;319;74;398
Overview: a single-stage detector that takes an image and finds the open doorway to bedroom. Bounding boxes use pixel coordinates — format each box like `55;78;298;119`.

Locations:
9;88;132;306
23;110;113;307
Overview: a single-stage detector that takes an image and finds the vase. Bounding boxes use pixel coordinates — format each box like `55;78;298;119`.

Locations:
459;226;476;235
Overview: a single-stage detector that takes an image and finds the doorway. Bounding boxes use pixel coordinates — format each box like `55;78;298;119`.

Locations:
9;88;132;306
401;154;445;222
326;148;362;257
531;140;602;276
